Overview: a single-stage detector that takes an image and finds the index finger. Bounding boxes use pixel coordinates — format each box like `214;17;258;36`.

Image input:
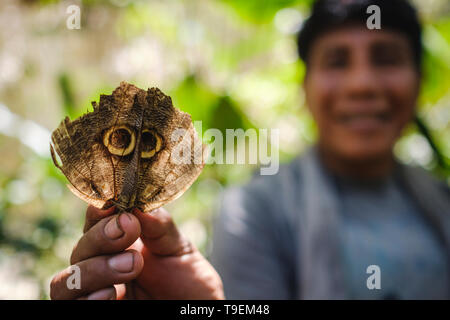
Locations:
84;205;117;233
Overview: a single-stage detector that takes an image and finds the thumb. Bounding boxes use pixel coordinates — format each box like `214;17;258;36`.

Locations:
132;207;194;256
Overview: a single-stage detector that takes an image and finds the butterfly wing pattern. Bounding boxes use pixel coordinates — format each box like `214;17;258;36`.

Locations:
50;82;207;212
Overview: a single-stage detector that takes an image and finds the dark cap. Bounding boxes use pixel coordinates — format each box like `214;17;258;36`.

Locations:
296;0;423;70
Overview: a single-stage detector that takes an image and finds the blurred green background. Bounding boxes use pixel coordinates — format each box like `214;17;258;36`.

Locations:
0;0;448;299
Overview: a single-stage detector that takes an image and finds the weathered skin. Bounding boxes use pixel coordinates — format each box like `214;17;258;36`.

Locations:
50;81;207;212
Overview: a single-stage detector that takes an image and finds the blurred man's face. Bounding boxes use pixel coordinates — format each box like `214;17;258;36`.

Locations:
304;25;420;164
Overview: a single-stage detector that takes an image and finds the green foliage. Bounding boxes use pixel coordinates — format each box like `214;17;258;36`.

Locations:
223;0;312;23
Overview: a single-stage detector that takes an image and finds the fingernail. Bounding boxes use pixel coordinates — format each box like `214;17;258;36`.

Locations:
87;287;115;300
104;215;124;240
108;252;134;273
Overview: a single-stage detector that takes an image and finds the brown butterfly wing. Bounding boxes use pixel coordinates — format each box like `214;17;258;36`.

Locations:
135;88;208;212
50;82;143;209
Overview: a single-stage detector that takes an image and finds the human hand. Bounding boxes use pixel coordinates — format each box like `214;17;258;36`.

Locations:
50;205;224;300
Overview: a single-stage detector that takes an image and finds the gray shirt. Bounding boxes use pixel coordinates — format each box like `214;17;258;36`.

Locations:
211;148;450;299
334;174;449;299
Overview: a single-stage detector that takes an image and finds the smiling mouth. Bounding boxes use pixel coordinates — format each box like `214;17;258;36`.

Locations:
337;111;391;131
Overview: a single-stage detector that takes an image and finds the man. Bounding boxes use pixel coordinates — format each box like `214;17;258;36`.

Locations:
211;0;450;299
50;0;450;300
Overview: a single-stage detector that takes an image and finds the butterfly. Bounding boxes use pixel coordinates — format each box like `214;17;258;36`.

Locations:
50;82;207;213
